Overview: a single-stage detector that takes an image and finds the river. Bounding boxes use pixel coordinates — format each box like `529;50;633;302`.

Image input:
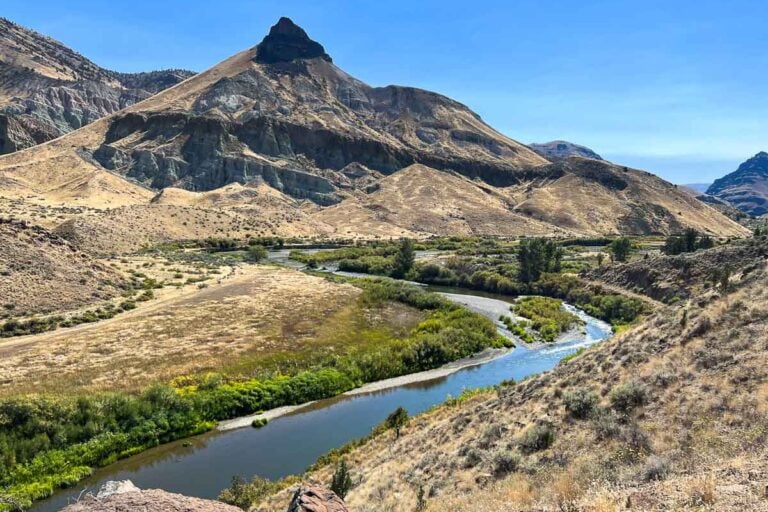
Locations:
31;253;612;511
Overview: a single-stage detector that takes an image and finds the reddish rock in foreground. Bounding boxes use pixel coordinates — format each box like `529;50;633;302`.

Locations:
287;486;348;512
61;487;241;512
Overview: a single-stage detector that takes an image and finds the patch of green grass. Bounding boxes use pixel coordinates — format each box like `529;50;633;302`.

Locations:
512;297;583;342
499;315;535;343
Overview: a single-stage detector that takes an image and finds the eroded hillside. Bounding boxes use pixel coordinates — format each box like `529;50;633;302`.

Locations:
0;17;194;154
0;17;748;241
0;218;127;318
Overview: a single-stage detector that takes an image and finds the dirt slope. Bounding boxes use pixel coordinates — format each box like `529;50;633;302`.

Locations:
508;158;749;236
0;218;126;318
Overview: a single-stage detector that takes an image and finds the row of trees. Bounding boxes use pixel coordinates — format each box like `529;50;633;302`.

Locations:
663;228;714;255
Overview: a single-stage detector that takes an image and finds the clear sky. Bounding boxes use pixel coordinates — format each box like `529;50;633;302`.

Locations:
4;0;766;184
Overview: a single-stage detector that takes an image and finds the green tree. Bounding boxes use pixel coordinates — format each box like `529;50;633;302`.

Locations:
663;235;685;255
246;245;268;262
392;238;415;278
517;238;564;283
386;406;409;438
330;458;353;499
696;235;714;250
683;228;699;252
609;237;632;262
720;266;731;294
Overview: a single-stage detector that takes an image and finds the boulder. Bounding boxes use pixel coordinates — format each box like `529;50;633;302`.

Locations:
287;486;348;512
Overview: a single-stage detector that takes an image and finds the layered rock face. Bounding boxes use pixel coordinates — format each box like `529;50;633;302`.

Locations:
707;151;768;216
85;17;546;203
0;17;194;154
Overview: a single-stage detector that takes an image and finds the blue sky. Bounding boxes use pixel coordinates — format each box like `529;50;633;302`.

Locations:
4;0;766;184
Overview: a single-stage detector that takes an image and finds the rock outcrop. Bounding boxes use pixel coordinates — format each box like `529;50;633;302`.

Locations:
528;140;603;161
707;151;768;216
0;17;194;154
255;17;332;64
61;480;241;512
286;486;348;512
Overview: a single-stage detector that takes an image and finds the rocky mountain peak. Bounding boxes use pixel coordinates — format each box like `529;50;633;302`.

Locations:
707;150;768;216
254;17;332;64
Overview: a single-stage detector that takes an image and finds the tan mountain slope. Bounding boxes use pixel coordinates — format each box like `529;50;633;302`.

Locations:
0;218;127;318
261;239;768;511
0;17;546;209
313;164;565;237
54;199;329;256
0;17;748;241
508;158;749;236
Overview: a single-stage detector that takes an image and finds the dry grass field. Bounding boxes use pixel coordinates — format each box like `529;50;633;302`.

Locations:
0;261;425;395
0;219;127;318
313;164;565;238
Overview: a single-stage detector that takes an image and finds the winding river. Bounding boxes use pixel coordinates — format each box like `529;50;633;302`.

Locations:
32;252;612;512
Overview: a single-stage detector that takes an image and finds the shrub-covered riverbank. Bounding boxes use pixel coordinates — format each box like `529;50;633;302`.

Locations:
290;238;648;328
0;279;507;510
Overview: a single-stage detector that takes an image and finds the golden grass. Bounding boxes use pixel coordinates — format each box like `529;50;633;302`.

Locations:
0;263;423;395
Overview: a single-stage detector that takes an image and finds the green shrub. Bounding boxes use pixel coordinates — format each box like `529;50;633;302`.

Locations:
491;450;521;477
519;420;555;453
609;380;648;414
642;455;671;482
218;475;277;510
330;458;353;499
563;388;598;419
245;245;268;263
512;297;582;342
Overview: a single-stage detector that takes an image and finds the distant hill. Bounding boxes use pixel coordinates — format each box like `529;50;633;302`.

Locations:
528;140;603;161
707;152;768;216
682;183;712;194
0;17;194;154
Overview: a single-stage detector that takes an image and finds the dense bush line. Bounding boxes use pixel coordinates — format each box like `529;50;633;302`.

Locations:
0;280;506;510
312;237;647;328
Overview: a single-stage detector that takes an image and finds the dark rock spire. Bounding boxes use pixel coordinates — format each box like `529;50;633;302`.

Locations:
254;17;332;64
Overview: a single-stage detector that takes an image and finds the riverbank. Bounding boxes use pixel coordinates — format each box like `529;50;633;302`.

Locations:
27;289;613;512
218;347;513;431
